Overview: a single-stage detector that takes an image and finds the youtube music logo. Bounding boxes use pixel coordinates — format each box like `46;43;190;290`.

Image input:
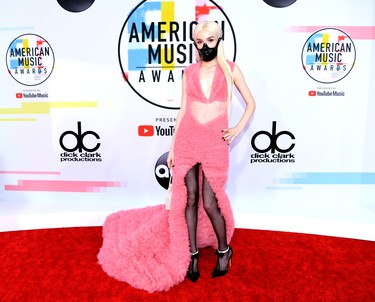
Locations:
138;125;154;136
138;124;175;137
308;90;345;97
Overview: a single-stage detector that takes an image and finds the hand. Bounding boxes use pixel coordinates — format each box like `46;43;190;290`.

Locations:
222;127;240;144
167;151;174;169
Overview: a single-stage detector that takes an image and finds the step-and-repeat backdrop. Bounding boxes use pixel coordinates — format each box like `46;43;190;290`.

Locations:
1;0;374;239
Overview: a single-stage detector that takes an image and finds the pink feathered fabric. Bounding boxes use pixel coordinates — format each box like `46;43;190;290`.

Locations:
98;61;235;292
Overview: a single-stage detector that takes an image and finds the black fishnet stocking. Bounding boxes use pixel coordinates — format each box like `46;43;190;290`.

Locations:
185;164;230;275
185;164;200;275
201;171;228;251
202;170;231;273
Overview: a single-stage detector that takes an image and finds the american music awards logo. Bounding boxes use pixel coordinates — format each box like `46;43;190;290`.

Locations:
301;28;356;84
6;33;55;86
118;0;237;109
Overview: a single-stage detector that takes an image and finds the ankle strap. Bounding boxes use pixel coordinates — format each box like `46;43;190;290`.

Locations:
190;250;199;256
217;246;230;254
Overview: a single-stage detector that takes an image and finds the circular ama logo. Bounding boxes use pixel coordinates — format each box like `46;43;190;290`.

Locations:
118;0;237;109
6;33;55;86
301;28;356;84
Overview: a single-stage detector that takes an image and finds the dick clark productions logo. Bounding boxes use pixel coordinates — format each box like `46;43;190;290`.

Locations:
59;122;102;162
250;121;295;164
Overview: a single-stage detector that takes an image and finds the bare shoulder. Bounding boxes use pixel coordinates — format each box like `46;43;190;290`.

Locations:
185;62;199;71
232;64;246;83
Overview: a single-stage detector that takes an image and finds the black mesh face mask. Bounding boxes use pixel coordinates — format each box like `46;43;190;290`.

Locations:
195;38;221;62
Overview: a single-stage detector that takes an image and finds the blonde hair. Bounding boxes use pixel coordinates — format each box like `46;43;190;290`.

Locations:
193;21;233;116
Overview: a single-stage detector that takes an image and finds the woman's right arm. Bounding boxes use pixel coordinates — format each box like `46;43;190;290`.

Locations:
167;72;187;168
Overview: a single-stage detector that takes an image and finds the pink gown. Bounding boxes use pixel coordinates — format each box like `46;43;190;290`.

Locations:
97;61;236;292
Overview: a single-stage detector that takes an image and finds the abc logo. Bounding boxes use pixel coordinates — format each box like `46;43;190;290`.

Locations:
59;121;100;153
57;0;95;12
251;121;295;153
154;152;171;190
263;0;297;8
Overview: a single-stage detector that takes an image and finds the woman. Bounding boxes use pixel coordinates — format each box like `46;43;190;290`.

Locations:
167;20;256;282
98;20;255;292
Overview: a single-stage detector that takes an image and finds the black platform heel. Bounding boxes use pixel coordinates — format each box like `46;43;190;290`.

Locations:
187;251;200;282
212;245;233;278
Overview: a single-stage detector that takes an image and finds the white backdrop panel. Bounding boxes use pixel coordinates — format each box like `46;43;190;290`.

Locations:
0;0;374;240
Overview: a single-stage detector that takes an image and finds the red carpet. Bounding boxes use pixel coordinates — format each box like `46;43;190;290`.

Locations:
0;227;374;301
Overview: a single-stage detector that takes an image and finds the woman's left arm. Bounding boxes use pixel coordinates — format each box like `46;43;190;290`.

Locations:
222;65;256;144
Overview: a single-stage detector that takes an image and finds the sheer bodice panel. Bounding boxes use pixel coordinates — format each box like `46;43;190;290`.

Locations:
188;100;226;124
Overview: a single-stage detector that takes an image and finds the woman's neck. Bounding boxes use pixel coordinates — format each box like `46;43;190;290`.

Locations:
200;59;218;68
